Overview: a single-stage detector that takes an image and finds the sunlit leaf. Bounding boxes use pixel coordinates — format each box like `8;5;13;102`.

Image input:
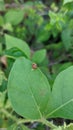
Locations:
8;57;51;119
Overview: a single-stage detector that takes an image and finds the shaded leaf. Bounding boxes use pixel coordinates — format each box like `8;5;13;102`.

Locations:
61;28;73;50
32;49;46;64
5;34;30;58
5;48;26;59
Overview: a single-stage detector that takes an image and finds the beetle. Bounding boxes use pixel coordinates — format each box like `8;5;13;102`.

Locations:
32;63;37;69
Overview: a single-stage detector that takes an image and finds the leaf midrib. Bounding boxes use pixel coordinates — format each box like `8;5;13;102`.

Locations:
46;98;73;118
28;71;43;119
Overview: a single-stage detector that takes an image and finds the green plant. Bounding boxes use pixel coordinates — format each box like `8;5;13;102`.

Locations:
6;53;73;130
3;33;73;130
1;0;73;129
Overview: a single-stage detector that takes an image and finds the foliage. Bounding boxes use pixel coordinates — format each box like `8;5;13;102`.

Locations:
1;0;73;129
8;58;73;120
63;0;73;5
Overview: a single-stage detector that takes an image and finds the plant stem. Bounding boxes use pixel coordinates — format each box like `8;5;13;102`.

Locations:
1;108;17;122
17;119;36;125
17;118;57;129
1;108;57;129
40;118;57;129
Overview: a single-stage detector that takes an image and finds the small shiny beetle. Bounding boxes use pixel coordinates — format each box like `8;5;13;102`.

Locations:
32;63;37;69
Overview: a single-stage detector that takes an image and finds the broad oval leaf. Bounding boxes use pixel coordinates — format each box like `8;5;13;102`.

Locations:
5;34;30;58
8;57;51;119
45;66;73;119
4;9;24;25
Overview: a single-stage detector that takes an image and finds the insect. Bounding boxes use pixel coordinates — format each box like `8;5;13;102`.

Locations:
32;63;37;69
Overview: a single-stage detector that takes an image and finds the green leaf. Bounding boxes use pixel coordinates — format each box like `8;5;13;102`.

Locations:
3;23;13;32
61;28;73;50
5;48;25;59
32;49;46;64
5;34;30;58
8;57;51;119
0;44;2;55
4;9;24;25
0;70;4;86
0;0;5;11
45;66;73;119
63;0;73;5
37;27;50;42
0;92;6;108
0;16;4;26
8;57;73;120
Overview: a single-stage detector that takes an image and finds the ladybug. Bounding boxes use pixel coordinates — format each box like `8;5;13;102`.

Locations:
32;63;37;69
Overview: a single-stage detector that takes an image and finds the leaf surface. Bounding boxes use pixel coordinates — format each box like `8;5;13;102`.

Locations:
4;9;24;25
8;56;73;120
61;28;73;50
32;49;46;64
5;34;30;58
8;57;51;119
45;66;73;119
